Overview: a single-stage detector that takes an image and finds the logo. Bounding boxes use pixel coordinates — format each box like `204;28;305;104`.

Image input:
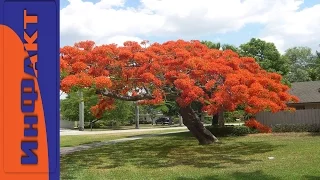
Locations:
0;1;59;180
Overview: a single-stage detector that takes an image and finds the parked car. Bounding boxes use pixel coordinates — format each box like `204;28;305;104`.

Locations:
155;117;173;125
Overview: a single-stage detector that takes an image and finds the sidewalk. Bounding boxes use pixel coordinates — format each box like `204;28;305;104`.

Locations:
60;130;188;156
60;126;189;136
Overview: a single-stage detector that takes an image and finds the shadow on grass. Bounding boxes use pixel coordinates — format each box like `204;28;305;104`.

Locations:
78;141;103;146
61;132;283;180
177;170;279;180
303;175;320;180
307;132;320;136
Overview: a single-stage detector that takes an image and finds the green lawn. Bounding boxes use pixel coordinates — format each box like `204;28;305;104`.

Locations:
81;124;184;131
60;129;187;147
61;132;320;180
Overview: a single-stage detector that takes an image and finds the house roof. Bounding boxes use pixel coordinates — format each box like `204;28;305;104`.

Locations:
289;81;320;103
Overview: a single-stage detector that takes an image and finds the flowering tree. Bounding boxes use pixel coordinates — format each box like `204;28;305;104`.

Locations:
60;40;298;145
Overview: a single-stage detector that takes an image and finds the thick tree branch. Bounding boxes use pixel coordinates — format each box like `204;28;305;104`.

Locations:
96;89;154;101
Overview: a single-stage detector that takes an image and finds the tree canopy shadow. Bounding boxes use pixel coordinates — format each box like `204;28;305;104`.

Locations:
60;132;283;180
230;171;281;180
307;132;320;136
303;175;320;180
176;170;279;180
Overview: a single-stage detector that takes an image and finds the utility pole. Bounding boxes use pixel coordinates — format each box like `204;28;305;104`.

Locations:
78;90;84;131
77;47;85;131
135;101;140;129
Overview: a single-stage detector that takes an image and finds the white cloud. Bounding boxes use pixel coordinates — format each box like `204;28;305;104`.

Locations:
95;0;125;9
60;0;320;53
97;35;145;46
261;35;286;53
259;3;320;53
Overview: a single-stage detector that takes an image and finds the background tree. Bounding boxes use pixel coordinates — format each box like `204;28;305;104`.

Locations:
282;47;316;82
103;100;135;127
61;88;134;127
60;40;298;145
222;44;240;54
140;105;158;125
239;38;290;76
201;41;221;49
201;41;240;54
141;101;180;125
309;45;320;81
60;88;97;122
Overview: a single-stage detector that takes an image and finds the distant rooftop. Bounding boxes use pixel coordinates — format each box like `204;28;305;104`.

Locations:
289;81;320;103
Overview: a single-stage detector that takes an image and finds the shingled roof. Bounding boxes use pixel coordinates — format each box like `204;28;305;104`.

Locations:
289;81;320;103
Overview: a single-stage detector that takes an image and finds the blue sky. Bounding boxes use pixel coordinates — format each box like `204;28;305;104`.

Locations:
60;0;320;52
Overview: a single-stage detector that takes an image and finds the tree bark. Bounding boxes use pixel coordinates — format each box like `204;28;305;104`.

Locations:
218;111;225;127
200;112;205;123
135;102;139;129
179;115;183;126
179;106;219;145
212;113;219;126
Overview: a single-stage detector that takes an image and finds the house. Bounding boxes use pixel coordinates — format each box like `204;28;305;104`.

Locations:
256;81;320;126
287;81;320;110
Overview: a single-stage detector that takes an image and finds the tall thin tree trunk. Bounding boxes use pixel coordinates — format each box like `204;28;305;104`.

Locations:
179;115;183;126
200;112;205;123
179;106;218;145
135;102;139;129
78;90;84;131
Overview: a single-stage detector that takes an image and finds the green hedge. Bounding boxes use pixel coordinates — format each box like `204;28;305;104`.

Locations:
206;125;258;137
272;124;320;133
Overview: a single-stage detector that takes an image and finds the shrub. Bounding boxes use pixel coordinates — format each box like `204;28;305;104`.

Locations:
84;121;106;129
245;118;272;133
272;124;320;133
224;110;245;123
206;125;257;137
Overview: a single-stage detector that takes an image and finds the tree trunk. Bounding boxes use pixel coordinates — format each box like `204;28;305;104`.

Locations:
169;117;173;125
200;112;205;123
135;102;139;129
179;115;183;126
218;111;225;127
179;106;218;145
152;117;155;125
78;90;85;131
212;113;219;126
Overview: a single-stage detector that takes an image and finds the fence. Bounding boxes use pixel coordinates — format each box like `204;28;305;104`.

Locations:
256;109;320;126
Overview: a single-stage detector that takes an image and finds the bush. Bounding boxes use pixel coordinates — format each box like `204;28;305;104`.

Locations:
272;124;320;133
173;117;180;124
84;121;106;129
206;125;257;137
203;116;212;124
224;110;246;123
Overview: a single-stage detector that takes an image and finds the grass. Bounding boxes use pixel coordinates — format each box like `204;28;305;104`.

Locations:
60;129;187;147
61;132;320;180
81;124;184;131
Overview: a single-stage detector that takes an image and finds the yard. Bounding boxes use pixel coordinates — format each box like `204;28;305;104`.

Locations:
60;132;320;180
60;129;188;147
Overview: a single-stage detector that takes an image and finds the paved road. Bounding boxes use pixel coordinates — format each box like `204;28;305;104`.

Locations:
60;126;190;136
60;130;188;155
